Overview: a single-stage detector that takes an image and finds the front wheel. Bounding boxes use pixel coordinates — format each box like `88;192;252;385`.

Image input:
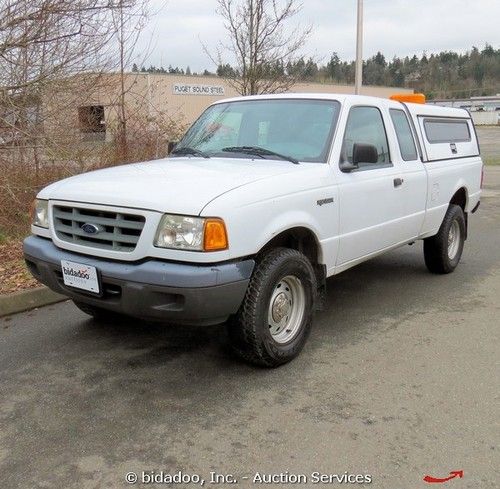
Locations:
227;247;317;367
423;204;466;274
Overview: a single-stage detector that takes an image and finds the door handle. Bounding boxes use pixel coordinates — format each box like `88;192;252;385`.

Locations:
393;177;404;187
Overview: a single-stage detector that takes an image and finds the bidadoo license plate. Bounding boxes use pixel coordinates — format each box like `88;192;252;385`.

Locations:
61;260;100;293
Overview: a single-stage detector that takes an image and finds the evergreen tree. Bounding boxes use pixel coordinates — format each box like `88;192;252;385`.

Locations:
130;44;499;98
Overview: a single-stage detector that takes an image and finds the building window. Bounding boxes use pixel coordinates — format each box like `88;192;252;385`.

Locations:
78;105;105;134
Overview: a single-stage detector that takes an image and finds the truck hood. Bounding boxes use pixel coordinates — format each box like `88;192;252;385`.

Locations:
39;157;305;215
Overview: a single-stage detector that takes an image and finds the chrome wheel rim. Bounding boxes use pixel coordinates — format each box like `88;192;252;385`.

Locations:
448;220;461;260
268;275;306;344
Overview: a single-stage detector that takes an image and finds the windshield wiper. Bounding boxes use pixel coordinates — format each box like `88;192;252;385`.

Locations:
170;147;210;159
222;146;299;164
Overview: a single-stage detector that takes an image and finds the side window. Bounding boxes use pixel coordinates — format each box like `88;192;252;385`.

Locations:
390;109;418;161
423;118;471;143
341;106;391;168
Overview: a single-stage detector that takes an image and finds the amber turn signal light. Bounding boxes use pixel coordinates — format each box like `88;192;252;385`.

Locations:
203;218;228;251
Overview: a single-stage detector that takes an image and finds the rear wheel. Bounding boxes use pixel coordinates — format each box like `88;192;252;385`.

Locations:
423;204;466;274
227;247;317;367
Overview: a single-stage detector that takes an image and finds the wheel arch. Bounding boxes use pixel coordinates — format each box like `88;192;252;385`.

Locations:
450;186;468;212
449;186;468;239
256;226;326;287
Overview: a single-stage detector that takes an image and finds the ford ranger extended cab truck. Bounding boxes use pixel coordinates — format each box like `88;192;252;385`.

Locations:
24;93;482;367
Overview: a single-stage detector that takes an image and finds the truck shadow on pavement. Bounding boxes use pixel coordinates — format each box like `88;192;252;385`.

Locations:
76;239;489;373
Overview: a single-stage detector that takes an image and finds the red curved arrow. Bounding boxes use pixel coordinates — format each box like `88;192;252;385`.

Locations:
423;471;463;483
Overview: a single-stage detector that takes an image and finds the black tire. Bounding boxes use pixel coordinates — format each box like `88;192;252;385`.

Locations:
227;247;317;367
423;204;466;274
72;300;123;321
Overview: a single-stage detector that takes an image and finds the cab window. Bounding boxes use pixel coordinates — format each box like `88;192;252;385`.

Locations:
390;109;418;161
341;106;391;169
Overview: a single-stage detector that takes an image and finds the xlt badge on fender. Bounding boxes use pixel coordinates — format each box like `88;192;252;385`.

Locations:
317;197;334;206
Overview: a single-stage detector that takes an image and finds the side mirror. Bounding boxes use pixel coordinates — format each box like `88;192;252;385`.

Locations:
339;160;358;172
352;143;378;165
167;141;178;154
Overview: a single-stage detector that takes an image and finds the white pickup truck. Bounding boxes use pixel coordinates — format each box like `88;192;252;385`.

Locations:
24;93;482;366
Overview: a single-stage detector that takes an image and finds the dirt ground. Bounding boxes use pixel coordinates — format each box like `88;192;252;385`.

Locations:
0;241;38;294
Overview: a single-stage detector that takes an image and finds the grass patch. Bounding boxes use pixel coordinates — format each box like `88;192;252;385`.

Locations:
484;156;500;166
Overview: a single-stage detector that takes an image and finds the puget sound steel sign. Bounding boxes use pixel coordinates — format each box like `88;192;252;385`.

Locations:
173;84;225;96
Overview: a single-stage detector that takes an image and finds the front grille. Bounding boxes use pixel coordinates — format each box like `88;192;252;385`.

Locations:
53;205;145;252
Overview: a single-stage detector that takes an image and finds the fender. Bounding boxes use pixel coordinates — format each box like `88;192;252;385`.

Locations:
254;210;326;263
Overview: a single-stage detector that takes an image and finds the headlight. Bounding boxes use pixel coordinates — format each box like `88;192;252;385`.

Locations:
154;214;228;251
32;199;49;228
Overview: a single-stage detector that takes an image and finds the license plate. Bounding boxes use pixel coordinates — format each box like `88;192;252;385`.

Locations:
61;260;100;294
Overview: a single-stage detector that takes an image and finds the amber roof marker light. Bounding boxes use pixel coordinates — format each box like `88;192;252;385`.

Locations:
390;93;426;104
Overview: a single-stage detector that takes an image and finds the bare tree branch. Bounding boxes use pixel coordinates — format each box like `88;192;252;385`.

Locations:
206;0;312;95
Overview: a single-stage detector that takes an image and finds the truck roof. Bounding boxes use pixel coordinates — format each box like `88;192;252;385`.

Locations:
213;92;361;104
212;92;471;119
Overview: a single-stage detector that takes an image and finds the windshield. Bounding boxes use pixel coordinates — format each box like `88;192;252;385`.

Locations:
173;99;341;163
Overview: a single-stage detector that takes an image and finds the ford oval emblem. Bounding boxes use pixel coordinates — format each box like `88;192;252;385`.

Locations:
81;223;102;234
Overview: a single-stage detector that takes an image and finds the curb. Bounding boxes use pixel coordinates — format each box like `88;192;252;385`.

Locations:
0;287;66;317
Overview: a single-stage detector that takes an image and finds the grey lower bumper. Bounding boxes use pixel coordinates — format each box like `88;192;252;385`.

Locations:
23;236;254;325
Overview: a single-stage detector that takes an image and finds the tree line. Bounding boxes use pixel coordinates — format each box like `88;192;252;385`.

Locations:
137;44;499;100
133;63;196;76
320;45;500;99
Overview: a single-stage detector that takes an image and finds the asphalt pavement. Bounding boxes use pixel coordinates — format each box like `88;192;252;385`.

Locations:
1;169;499;489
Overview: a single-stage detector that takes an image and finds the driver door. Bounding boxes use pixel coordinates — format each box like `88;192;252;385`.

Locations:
336;105;407;266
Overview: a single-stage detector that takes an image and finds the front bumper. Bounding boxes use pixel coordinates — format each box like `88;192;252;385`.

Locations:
23;236;254;325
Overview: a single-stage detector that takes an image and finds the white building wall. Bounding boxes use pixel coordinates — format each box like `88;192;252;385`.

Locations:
472;111;499;125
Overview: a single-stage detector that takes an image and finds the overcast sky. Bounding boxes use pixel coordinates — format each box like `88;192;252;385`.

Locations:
136;0;500;71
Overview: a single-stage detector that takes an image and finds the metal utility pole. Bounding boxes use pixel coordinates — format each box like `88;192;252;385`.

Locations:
354;0;363;94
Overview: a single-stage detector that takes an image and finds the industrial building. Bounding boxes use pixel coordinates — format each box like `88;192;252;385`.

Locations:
43;72;413;144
